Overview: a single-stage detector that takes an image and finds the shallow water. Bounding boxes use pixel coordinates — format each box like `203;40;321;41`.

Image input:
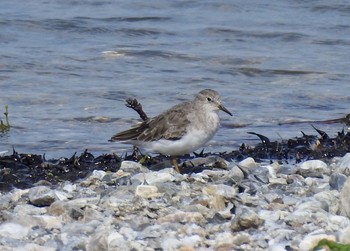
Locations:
1;0;350;158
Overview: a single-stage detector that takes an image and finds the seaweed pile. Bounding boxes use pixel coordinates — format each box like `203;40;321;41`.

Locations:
1;124;350;191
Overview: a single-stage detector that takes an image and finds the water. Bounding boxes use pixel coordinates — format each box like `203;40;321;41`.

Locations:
1;0;350;159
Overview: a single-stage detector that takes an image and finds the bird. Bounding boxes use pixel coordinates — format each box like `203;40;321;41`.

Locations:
110;89;232;172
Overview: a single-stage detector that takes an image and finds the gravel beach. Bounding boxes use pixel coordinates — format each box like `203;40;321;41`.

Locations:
1;153;350;251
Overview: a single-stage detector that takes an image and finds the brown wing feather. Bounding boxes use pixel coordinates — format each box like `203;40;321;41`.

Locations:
111;102;191;142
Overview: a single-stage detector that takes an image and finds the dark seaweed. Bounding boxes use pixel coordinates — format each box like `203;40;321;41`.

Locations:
1;125;350;191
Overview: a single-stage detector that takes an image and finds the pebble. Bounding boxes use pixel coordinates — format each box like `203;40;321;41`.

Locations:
238;157;257;168
329;173;347;191
338;153;350;175
298;159;329;176
340;176;350;218
120;160;148;174
231;206;264;231
132;170;175;184
28;186;56;206
135;185;162;199
299;233;336;251
0;156;349;251
0;222;30;239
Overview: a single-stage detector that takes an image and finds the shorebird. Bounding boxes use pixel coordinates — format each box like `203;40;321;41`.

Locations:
110;89;232;172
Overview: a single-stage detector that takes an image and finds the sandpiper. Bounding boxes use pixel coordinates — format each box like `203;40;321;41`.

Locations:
110;89;232;172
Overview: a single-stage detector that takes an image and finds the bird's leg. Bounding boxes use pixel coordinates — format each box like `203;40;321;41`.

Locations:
170;156;181;173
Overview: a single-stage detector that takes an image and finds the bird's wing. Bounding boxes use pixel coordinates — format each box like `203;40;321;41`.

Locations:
111;103;191;142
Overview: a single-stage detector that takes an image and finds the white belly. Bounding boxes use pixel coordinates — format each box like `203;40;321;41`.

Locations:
144;127;217;156
137;110;221;156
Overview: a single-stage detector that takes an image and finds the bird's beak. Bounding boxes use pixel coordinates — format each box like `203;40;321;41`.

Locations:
218;104;233;116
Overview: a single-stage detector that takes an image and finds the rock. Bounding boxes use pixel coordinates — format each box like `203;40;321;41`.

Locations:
28;186;56;207
268;243;290;251
203;184;237;199
340;177;350;218
201;184;237;211
32;215;62;229
13;204;47;215
238;157;257;169
214;232;250;251
160;234;182;251
313;190;340;214
0;222;30;239
284;209;314;228
48;196;101;221
91;170;107;180
53;190;71;201
107;231;127;250
86;231;108;251
158;211;206;225
338;153;350;175
132;171;175;185
339;225;350;243
299;233;336;251
120;161;148;174
16;244;56;251
227;163;245;181
265;161;280;179
135;185;162;199
178;235;202;250
329;173;347;191
327;215;350;232
62;182;77;193
183;156;229;169
231;206;264;231
298;160;329;177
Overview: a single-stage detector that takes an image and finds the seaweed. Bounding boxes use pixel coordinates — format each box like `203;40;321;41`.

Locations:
0;105;10;133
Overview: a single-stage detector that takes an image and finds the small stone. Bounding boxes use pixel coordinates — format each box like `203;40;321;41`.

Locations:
53;190;71;201
299;233;336;251
329;173;347;191
231;206;264;231
16;244;56;251
0;222;30;239
184;156;229;169
135;185;162;199
338;153;350;175
86;232;108;251
158;211;206;224
62;183;76;193
314;190;340;214
32;215;62;229
178;235;202;250
203;184;237;199
91;170;107;180
227;163;245;181
120;161;147;174
215;232;250;251
340;177;350;217
178;246;196;251
239;157;257;168
132;171;175;185
300;160;329;174
13;204;47;215
339;225;350;243
28;186;56;207
48;200;84;220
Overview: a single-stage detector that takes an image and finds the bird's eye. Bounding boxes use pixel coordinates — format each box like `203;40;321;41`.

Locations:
207;97;212;102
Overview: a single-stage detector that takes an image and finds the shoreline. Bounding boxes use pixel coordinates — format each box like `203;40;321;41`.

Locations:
1;127;350;250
